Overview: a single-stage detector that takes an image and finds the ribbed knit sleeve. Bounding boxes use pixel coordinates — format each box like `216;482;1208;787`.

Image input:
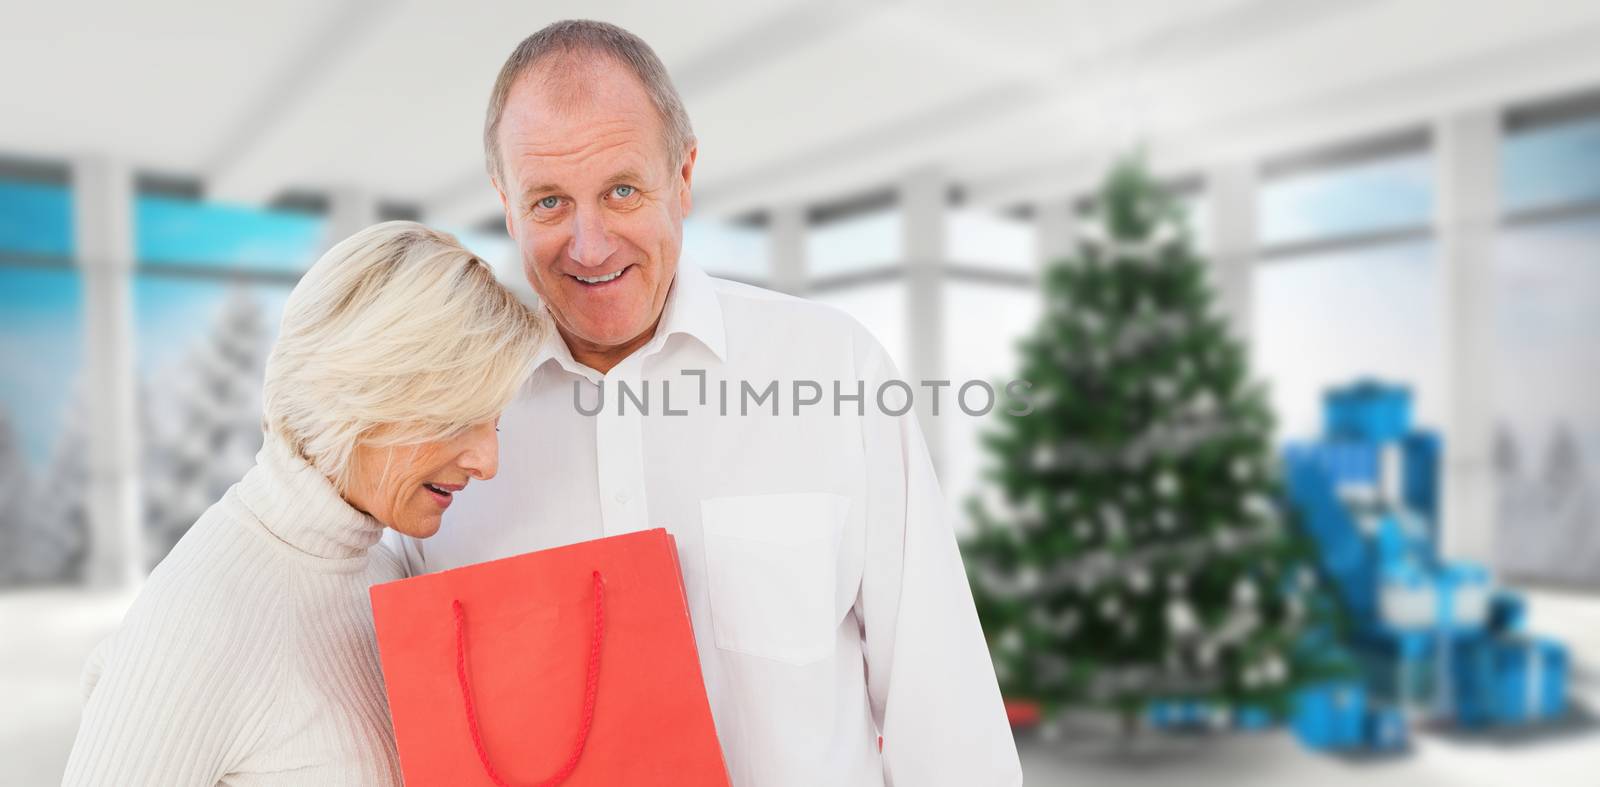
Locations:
61;514;288;787
61;433;402;786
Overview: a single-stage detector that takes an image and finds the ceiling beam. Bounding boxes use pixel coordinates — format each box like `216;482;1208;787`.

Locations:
204;0;396;205
962;19;1600;209
689;0;1374;218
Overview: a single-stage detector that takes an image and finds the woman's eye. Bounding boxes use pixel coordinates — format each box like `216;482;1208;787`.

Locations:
612;185;635;199
537;196;561;210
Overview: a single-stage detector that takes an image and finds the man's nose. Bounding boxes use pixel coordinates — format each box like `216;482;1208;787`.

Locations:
567;204;617;269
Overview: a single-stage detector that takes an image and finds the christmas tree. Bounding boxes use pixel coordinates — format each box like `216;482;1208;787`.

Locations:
962;159;1332;733
22;389;92;584
144;288;270;566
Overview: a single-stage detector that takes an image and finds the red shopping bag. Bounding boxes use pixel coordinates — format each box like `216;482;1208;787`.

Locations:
370;528;731;786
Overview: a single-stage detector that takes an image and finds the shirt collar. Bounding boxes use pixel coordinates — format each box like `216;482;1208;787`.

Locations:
531;258;727;379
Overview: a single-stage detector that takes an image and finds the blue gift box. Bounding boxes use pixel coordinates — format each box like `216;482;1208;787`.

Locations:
1292;681;1367;751
1146;698;1219;729
1450;636;1568;727
1488;592;1526;635
1297;440;1381;488
1378;560;1490;634
1401;432;1442;526
1487;637;1567;724
1363;705;1408;751
1233;705;1273;731
1325;380;1412;442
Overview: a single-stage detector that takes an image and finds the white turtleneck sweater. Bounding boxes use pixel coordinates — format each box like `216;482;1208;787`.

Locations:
62;435;408;786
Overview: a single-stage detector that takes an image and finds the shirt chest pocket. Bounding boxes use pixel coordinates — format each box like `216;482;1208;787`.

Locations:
699;492;850;666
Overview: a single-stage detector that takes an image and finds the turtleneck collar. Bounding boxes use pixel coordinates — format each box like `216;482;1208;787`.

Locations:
234;432;387;561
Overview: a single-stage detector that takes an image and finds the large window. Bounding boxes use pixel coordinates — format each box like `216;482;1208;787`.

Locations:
135;195;325;272
135;275;293;567
807;208;901;279
0;268;84;470
1252;146;1439;442
1503;113;1600;214
683;217;768;283
1258;147;1432;247
0;177;79;466
130;194;321;566
948;207;1033;273
942;281;1041;526
0;173;83;586
804;199;1045;521
0;179;72;259
1493;218;1600;584
1253;239;1443;439
1494;104;1600;585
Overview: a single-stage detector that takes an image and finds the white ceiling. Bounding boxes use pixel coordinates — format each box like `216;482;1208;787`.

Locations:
4;0;1600;225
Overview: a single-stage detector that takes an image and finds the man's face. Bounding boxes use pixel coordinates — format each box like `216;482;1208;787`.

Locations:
492;58;695;371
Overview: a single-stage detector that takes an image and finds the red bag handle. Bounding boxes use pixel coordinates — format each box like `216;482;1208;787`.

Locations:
453;570;606;787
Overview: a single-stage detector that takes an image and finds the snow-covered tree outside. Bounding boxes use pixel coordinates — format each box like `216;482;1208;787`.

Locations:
142;288;270;567
13;389;92;585
0;406;34;586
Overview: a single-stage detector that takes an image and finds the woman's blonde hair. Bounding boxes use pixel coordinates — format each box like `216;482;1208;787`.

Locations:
263;221;544;491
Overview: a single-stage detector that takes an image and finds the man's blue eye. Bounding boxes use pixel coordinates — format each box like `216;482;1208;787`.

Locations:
613;185;635;198
538;196;560;210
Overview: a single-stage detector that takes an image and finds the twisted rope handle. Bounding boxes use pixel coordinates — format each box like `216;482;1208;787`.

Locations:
453;570;606;787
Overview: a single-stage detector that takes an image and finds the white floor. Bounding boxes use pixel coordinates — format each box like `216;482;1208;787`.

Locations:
4;587;1598;785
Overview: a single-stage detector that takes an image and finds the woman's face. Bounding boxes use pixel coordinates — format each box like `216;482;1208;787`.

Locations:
343;420;501;538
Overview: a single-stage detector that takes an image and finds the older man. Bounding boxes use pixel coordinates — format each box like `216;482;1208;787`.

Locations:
392;19;1021;786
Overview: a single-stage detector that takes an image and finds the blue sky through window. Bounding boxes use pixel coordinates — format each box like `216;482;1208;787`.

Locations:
0;181;72;257
1503;116;1600;214
136;196;326;271
0;268;83;464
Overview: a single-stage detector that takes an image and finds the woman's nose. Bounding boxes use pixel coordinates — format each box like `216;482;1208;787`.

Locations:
461;426;501;481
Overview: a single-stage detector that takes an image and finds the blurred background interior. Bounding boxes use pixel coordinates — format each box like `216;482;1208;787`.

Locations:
2;1;1598;784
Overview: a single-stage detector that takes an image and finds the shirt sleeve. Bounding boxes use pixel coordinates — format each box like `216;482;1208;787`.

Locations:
61;587;283;787
855;343;1023;787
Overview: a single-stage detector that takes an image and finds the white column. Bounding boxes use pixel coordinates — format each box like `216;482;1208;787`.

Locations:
322;187;378;251
768;203;807;295
901;167;947;471
1034;197;1078;269
1207;161;1259;350
1434;109;1500;565
74;156;142;588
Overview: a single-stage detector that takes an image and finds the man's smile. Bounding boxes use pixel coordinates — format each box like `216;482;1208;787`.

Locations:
569;263;635;287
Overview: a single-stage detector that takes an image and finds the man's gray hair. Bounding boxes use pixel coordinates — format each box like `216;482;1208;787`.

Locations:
483;19;696;181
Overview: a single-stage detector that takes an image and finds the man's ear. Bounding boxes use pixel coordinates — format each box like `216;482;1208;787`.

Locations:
677;143;698;216
491;173;515;238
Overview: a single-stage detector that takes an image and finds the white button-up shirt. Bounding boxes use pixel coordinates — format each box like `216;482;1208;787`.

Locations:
389;261;1022;786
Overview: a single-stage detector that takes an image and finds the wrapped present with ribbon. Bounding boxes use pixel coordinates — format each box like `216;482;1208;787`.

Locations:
1487;592;1526;635
1232;704;1274;732
1324;380;1412;443
1291;681;1367;751
1434;563;1491;632
370;528;732;786
1453;636;1568;727
1379;561;1490;633
1362;705;1407;752
1146;698;1219;730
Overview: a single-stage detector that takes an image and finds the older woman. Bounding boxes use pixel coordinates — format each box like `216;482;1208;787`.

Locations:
62;222;544;786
